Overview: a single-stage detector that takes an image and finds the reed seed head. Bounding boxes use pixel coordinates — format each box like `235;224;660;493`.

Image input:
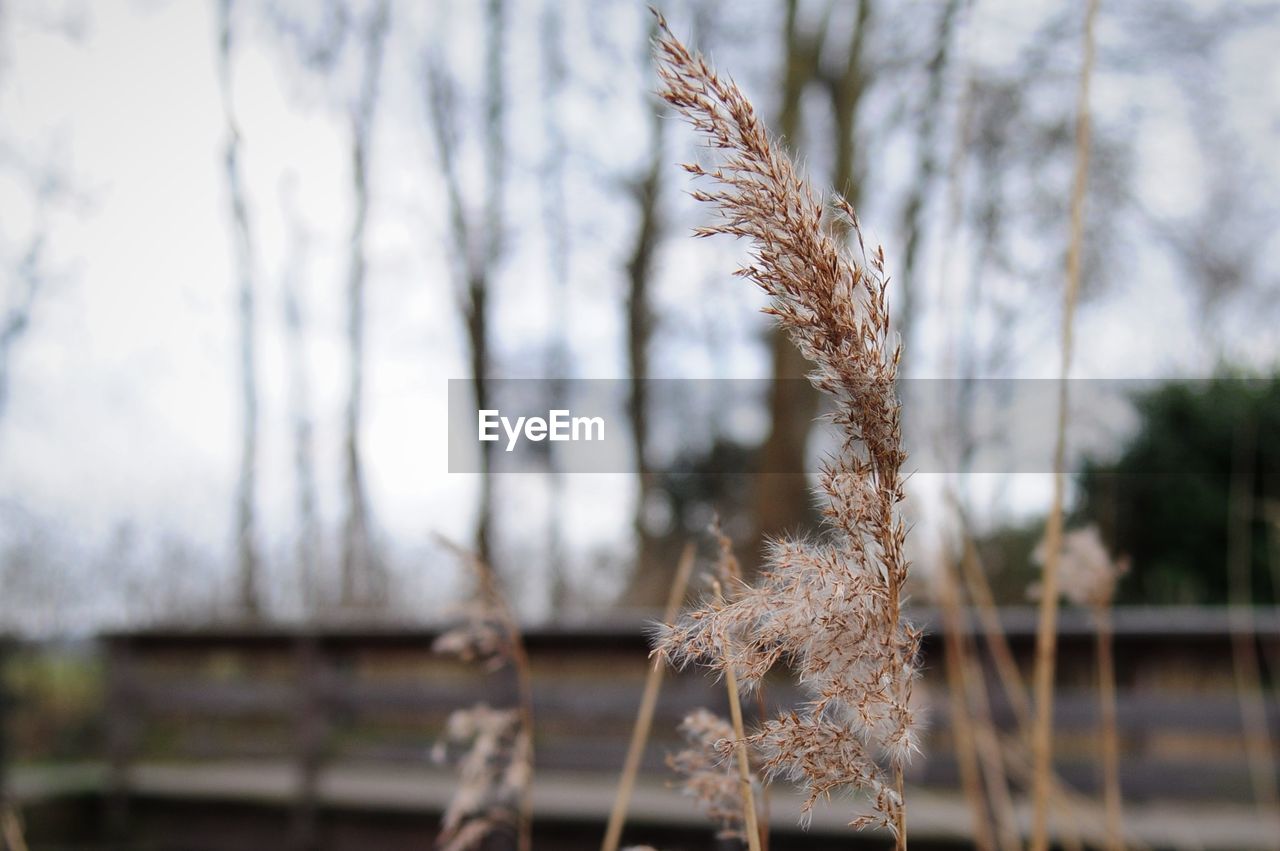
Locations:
650;11;918;832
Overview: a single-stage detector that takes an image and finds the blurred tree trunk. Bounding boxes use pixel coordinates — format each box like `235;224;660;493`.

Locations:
896;0;963;376
476;0;506;572
540;0;571;613
622;84;666;606
0;3;70;431
750;0;872;573
216;0;262;618
339;0;389;607
427;0;507;574
280;182;321;613
0;237;41;422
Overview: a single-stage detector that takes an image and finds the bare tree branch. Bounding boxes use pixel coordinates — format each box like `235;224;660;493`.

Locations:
278;176;321;613
215;0;262;618
339;0;390;607
424;0;507;573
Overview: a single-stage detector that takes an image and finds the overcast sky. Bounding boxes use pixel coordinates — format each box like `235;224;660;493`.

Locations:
1;0;1277;631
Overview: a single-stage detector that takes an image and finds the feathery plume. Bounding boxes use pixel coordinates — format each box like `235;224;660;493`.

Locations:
1034;523;1129;850
433;539;535;851
1032;525;1127;609
668;708;759;839
650;11;919;839
432;704;529;851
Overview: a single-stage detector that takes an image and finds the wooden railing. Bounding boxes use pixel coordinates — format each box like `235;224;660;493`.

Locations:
98;608;1280;846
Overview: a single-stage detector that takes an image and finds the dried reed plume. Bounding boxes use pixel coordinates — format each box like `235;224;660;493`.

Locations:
1033;525;1126;611
650;12;919;841
602;544;696;851
1034;524;1128;851
1030;0;1100;846
432;704;530;851
433;539;534;851
1;804;28;851
667;708;759;839
707;521;764;851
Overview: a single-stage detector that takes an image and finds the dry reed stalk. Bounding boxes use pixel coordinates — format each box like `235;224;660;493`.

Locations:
957;531;1030;726
935;558;996;851
1094;604;1122;851
1269;502;1280;709
755;689;772;851
709;523;766;851
1035;525;1129;851
1030;0;1099;847
1225;425;1280;833
962;646;1023;851
433;539;534;851
930;23;1027;843
954;513;1089;851
667;707;758;840
651;11;918;843
600;543;696;851
650;534;765;848
0;804;27;851
714;578;764;851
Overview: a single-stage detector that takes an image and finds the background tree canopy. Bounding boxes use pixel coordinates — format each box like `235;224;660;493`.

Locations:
1076;374;1280;605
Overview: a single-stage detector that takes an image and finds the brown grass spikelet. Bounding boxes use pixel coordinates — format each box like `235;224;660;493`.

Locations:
1032;524;1127;609
667;708;759;839
433;538;534;851
649;10;918;840
431;704;529;851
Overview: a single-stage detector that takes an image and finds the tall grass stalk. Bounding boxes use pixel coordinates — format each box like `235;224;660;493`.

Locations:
1039;526;1130;851
0;805;28;851
717;577;764;851
962;641;1022;851
652;11;918;843
1094;603;1122;851
936;557;996;851
1225;425;1280;831
600;543;696;851
954;508;1088;851
1030;0;1099;847
712;526;766;851
432;539;534;851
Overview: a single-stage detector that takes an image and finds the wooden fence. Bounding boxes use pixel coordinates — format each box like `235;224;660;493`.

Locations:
92;607;1280;849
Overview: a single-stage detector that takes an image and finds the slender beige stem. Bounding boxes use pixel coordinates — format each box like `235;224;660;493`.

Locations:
1;804;28;851
944;518;1020;851
894;767;908;851
1094;605;1124;851
755;690;772;851
724;657;763;851
1225;426;1280;833
707;573;764;851
958;533;1031;728
964;648;1022;851
1267;502;1280;709
953;502;1088;851
435;536;536;851
600;543;696;851
509;624;536;851
1030;2;1098;848
708;527;769;851
938;557;996;851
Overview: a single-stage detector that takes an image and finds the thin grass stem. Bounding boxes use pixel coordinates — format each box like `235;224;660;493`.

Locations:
600;543;696;851
1030;1;1099;846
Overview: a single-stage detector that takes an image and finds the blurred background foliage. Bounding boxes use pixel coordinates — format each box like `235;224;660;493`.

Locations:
1077;374;1280;605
